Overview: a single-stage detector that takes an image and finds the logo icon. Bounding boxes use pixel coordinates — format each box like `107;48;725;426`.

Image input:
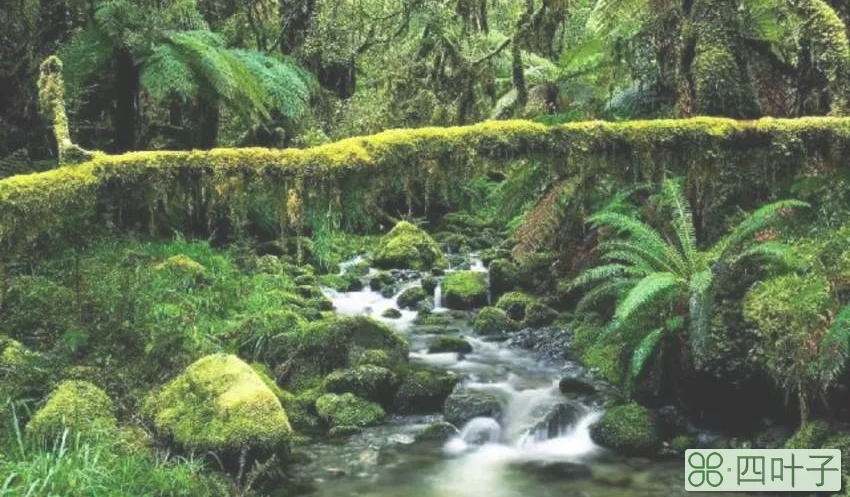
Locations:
688;451;724;488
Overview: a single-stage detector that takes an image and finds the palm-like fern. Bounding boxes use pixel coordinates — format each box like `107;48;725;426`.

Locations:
573;178;807;389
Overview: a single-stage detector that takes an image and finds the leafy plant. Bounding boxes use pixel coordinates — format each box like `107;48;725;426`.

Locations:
572;178;807;393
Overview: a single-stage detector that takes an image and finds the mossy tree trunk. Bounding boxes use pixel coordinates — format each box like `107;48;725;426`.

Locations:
279;0;316;55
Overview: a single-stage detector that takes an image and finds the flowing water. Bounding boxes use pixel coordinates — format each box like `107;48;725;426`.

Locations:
300;256;742;497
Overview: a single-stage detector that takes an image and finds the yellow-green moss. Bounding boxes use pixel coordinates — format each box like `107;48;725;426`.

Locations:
495;291;537;321
472;306;517;335
26;380;116;438
315;393;385;427
37;56;97;166
441;271;488;310
143;354;292;451
5;117;850;256
589;403;659;455
373;222;444;270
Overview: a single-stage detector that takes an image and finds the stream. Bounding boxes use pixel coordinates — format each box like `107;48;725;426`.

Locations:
292;254;742;497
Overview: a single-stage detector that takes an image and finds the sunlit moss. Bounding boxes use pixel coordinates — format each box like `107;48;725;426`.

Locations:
26;380;116;438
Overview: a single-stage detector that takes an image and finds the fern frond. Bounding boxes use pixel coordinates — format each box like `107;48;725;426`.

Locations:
597;240;679;274
576;279;633;313
810;305;850;386
713;200;809;261
662;179;698;270
141;42;199;102
58;27;113;110
608;272;682;332
627;328;663;390
232;50;315;119
590;212;687;273
587;0;649;38
688;268;714;362
600;250;656;274
572;263;636;288
733;241;797;267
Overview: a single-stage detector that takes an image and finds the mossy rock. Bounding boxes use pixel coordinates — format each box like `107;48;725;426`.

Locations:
328;425;363;438
143;354;292;451
324;365;399;406
27;380;116;438
441;271;488;310
421;276;438;295
294;274;318;286
297;285;324;299
589;403;659;455
280;317;409;390
397;287;428;310
355;349;393;369
319;273;362;292
392;369;460;414
306;295;334;311
381;308;402;319
414;315;452;327
524;301;558;327
488;259;519;300
417;421;459;442
495;292;536;321
472;307;516;335
373;222;444;270
369;271;397;291
315;393;385;428
428;336;473;354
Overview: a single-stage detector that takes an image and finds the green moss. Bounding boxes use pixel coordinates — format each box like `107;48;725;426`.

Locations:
392;369;459;414
784;420;832;449
428;336;473;354
670;435;694;452
523;301;558;327
488;259;519;300
441;271;488;310
373;222;444;270
319;273;361;292
37;56;96;166
0;275;78;347
250;362;286;401
315;393;385;427
495;291;537;321
381;308;402;319
581;342;626;385
355;349;393;368
369;271;397;291
27;381;116;438
143;354;292;451
472;307;516;335
397;286;428;310
589;403;659;455
323;365;399;406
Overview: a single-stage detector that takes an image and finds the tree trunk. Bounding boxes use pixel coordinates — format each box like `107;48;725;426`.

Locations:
280;0;316;55
197;98;219;150
798;387;810;427
114;49;139;152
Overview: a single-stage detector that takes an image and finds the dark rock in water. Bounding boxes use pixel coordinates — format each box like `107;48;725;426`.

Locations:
488;259;519;300
416;298;434;315
416;421;459;442
323;365;399;407
524;302;558;327
397;287;427;310
380;284;398;298
505;327;571;363
393;370;459;414
524;402;584;442
381;308;402;319
369;271;396;291
390;269;422;282
559;377;598;396
325;467;347;478
513;460;592;481
431;268;445;276
428;336;473;354
443;388;503;426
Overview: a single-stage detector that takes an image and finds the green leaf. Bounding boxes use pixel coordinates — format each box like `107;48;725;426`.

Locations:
627;328;663;390
688;268;714;362
810;305;850;386
713;200;809;261
609;272;682;332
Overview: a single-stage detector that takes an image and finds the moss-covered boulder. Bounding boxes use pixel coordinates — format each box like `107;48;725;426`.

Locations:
488;259;519;300
278;316;408;391
319;273;363;292
421;276;438;296
442;271;488;310
590;403;659;455
373;222;444;270
315;393;385;427
428;336;473;354
381;308;402;319
472;307;516;335
397;287;428;310
27;381;116;438
524;301;558;327
369;271;397;291
495;292;536;321
355;349;393;368
393;369;460;414
324;365;399;406
144;354;291;451
443;388;503;426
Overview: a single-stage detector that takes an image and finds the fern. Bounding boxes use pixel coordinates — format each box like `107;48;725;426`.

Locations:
688;268;714;360
627;328;663;390
589;212;687;273
609;272;681;332
713;199;810;260
811;304;850;386
662;178;698;270
232;50;315;120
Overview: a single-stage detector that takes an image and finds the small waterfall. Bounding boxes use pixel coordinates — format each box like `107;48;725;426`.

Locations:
433;284;443;309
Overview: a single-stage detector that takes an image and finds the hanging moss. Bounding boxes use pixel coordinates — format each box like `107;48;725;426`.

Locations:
4;117;850;258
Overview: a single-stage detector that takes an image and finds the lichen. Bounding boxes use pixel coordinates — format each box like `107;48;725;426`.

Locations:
143;354;292;451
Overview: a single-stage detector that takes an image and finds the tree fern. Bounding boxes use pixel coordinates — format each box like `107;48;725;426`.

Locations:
232;50;315;120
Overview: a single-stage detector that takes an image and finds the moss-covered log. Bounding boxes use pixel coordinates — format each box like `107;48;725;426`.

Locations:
3;117;850;255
